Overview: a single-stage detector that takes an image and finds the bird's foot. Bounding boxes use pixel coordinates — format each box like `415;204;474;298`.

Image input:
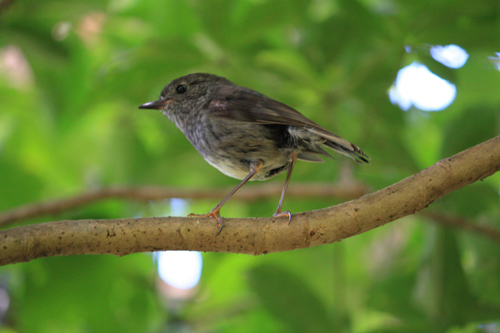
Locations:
273;210;292;224
188;207;224;235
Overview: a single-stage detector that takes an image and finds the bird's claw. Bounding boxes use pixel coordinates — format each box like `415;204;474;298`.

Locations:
188;209;224;235
273;210;292;224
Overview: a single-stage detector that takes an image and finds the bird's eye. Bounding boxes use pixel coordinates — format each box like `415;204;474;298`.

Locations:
176;84;187;94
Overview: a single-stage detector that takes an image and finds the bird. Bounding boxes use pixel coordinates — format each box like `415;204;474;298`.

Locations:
139;73;369;234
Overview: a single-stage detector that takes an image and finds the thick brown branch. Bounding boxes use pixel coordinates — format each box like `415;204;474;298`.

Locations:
1;181;498;241
3;183;498;242
1;135;500;265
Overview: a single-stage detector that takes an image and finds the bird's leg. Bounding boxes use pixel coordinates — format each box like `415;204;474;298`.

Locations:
273;152;298;223
188;160;263;235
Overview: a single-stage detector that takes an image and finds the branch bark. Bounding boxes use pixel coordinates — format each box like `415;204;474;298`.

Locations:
1;135;500;266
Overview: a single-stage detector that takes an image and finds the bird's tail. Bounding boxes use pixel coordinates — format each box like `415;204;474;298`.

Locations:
323;137;369;164
307;127;369;164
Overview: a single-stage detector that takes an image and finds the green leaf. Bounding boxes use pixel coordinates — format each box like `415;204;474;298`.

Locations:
248;263;334;332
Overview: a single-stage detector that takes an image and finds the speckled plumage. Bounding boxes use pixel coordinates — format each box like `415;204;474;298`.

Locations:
139;73;369;233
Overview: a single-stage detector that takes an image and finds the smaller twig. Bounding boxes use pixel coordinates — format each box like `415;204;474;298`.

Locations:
0;0;15;14
421;211;500;242
0;182;369;227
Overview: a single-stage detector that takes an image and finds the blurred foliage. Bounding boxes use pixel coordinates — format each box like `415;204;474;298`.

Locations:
1;0;500;331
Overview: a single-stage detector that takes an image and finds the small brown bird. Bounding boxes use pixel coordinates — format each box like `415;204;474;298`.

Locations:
139;73;369;234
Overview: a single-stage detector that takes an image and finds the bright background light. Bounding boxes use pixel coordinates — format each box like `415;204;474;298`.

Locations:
170;198;189;216
158;251;203;290
389;62;457;111
389;44;469;112
430;44;469;68
488;52;500;71
156;198;203;290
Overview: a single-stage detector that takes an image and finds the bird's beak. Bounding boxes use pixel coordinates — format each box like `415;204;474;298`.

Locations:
138;99;172;110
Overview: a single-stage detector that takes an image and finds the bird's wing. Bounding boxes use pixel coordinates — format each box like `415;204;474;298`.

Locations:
207;85;369;163
208;86;324;128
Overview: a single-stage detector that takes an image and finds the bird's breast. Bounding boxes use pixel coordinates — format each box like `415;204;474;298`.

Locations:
178;115;294;180
204;154;291;181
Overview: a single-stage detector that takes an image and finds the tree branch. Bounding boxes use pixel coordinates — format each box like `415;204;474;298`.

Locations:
0;0;15;14
421;211;500;242
0;182;368;228
2;183;498;242
1;135;500;266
